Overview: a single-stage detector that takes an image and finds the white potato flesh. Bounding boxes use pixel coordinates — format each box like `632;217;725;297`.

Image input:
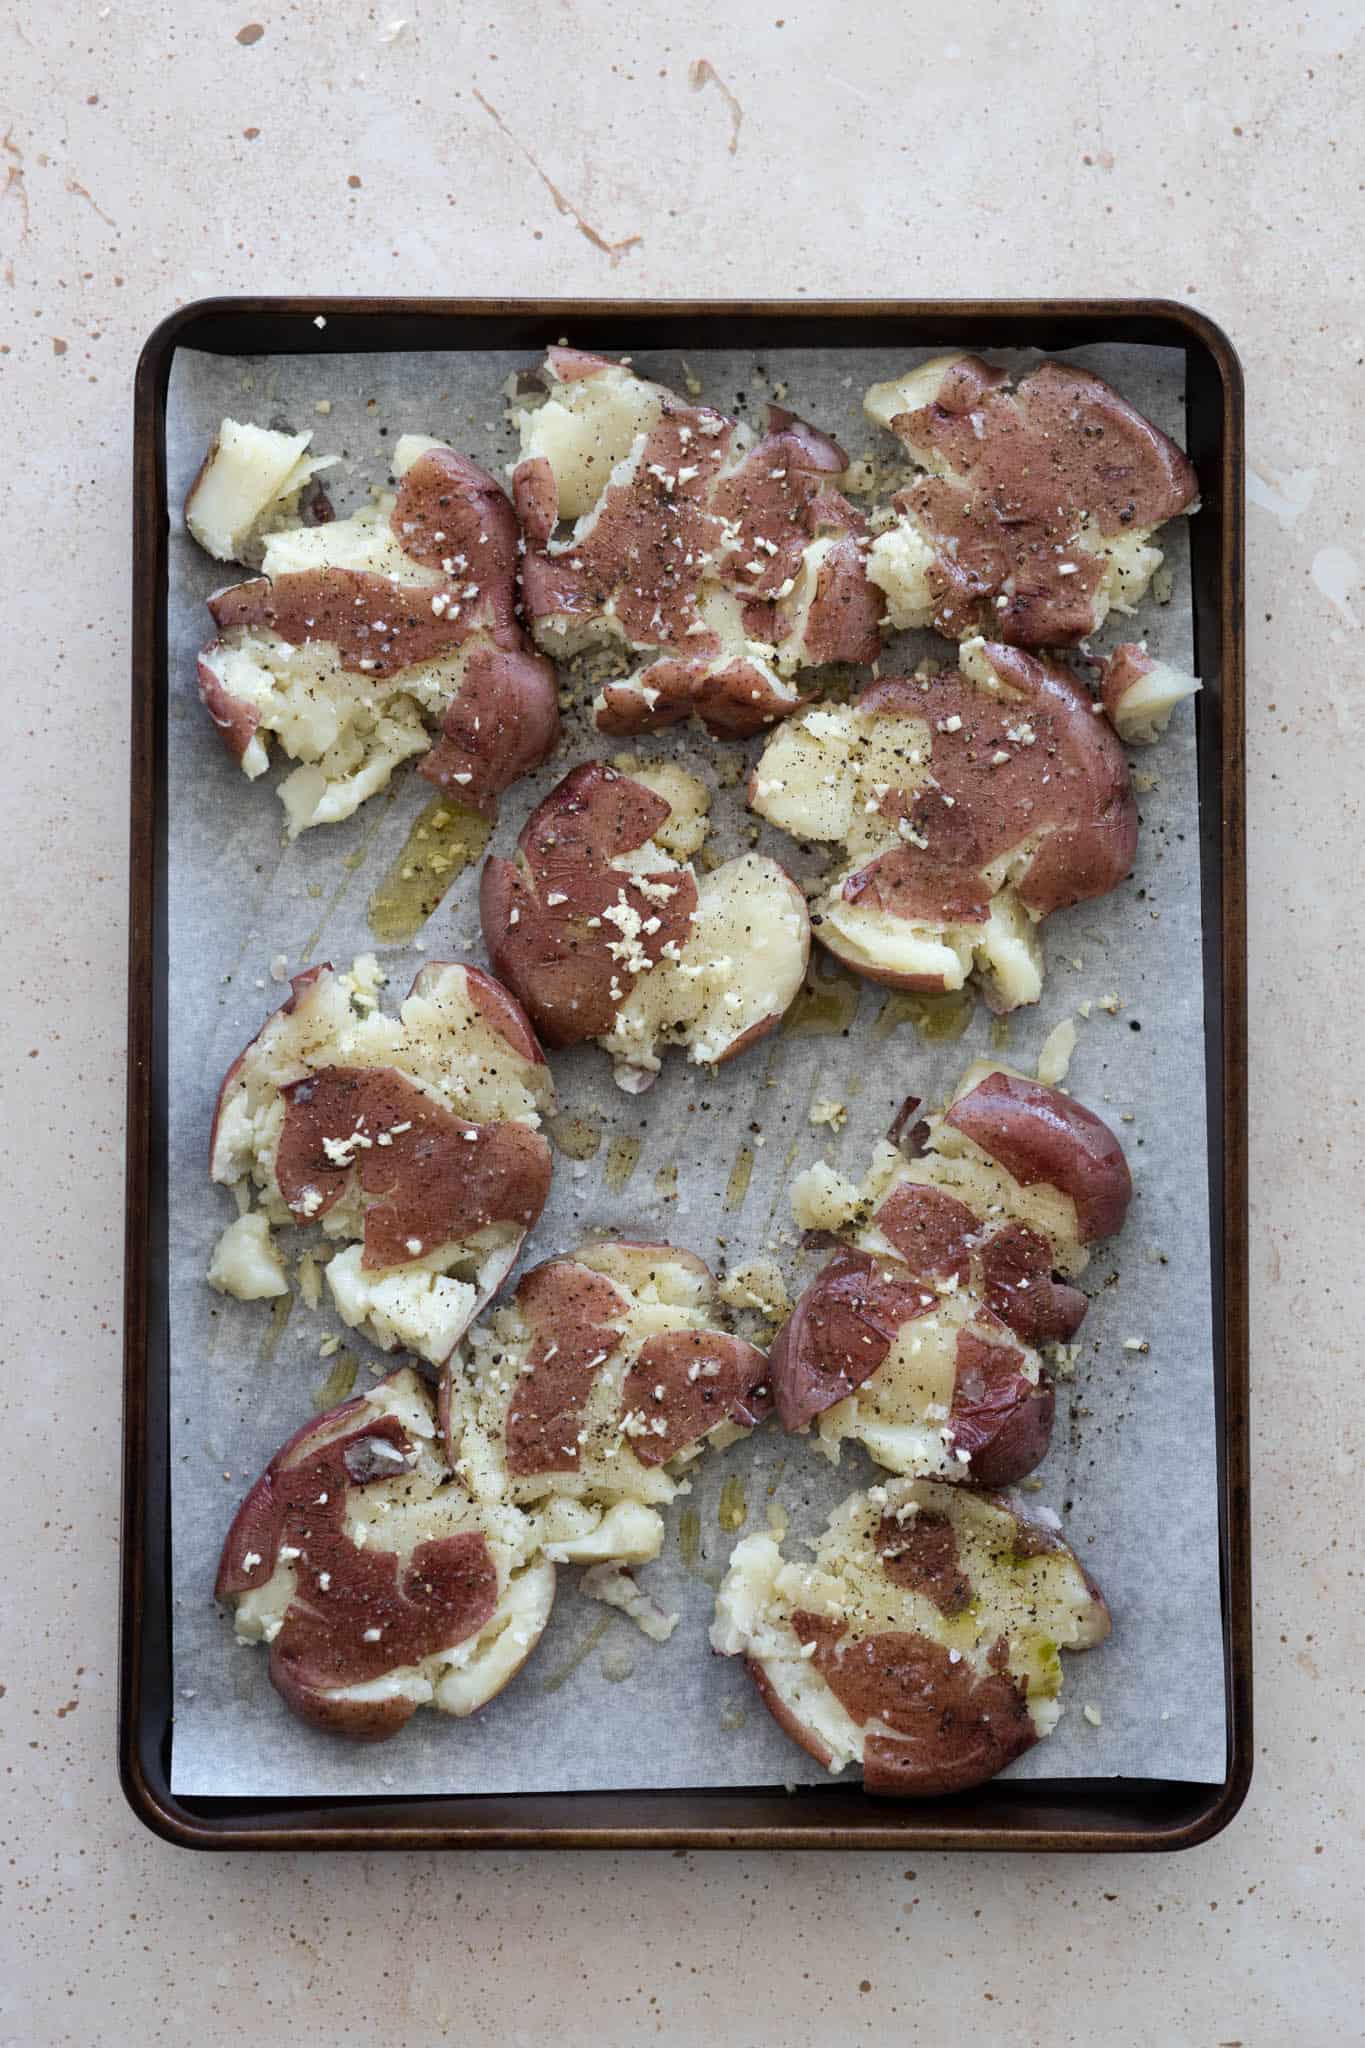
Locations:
618;759;711;859
749;659;1051;1007
719;1257;792;1321
1075;522;1166;621
818;898;977;989
537;1498;665;1567
814;1292;1043;1477
579;1562;680;1643
602;853;808;1081
325;1244;480;1362
202;609;483;839
788;1159;862;1234
228;1369;555;1720
1109;654;1202;744
258;497;440;586
1036;1017;1078;1087
206;1209;290;1300
865;521;939;631
862;356;965;440
516;362;665;521
209;961;550;1366
711;1480;1108;1775
750;699;933;862
186;418;336;565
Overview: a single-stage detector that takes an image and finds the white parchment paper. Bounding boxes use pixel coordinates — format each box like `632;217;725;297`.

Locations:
163;338;1226;1797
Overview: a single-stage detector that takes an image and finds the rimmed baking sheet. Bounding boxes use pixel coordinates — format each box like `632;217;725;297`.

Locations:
156;333;1226;1801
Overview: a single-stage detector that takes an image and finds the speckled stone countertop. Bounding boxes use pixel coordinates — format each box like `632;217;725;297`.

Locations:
2;3;1359;2042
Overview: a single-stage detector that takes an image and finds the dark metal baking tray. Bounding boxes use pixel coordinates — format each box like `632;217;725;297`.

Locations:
123;297;1248;1850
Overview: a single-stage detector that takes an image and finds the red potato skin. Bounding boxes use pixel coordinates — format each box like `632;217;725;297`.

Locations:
978;1222;1088;1344
274;1064;551;1269
512;456;557;545
1099;642;1157;730
945;1332;1055;1488
796;529;883;666
595;657;805;741
872;1183;976;1281
216;1380;503;1743
503;1258;631;1478
208;960;548;1182
545;345;615;383
197;648;261;763
480;761;701;1053
842;652;1138;924
622;1327;772;1465
500;1240;771;1478
418;642;561;813
746;1655;837;1772
768;1249;937;1433
882;355;1198;647
208;963;329;1178
768;1251;1054;1485
945;1070;1132;1243
794;645;1137;992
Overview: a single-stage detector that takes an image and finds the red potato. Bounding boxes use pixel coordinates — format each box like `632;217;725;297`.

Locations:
770;1059;1130;1481
208;957;553;1366
480;756;810;1089
748;636;1137;1011
192;431;559;836
217;1367;555;1741
1099;641;1202;745
511;349;880;739
863;353;1199;646
710;1477;1110;1795
455;1239;771;1568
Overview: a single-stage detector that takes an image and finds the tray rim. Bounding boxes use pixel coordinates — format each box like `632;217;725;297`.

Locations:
123;295;1249;1852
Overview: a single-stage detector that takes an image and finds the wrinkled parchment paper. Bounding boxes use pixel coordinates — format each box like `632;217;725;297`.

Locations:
163;339;1226;1797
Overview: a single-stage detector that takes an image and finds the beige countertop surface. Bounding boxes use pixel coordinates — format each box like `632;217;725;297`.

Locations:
2;2;1360;2041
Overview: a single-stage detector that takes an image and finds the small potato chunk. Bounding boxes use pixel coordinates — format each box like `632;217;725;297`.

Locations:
1099;642;1202;745
208;958;553;1366
749;637;1136;1011
481;758;810;1089
711;1477;1110;1794
217;1367;554;1741
769;1061;1130;1481
453;1239;771;1567
185;417;336;565
864;353;1199;646
194;432;559;833
513;348;879;740
207;1210;289;1301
